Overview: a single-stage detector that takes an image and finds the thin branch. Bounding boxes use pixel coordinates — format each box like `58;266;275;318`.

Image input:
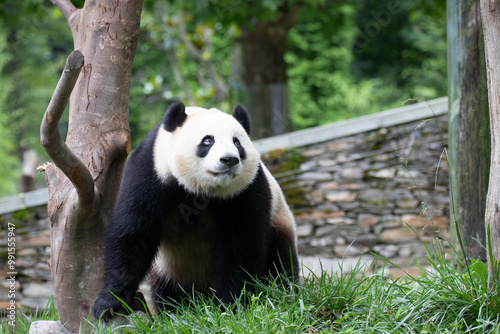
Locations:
40;50;95;209
51;0;77;21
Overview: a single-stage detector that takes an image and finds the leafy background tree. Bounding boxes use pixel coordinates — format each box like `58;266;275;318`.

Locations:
0;0;446;196
0;24;20;195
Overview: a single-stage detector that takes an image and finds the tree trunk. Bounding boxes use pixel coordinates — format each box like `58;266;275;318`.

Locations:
34;1;143;332
20;149;39;192
448;0;490;261
233;5;300;139
480;0;500;276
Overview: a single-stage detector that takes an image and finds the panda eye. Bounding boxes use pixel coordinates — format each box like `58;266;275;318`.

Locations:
233;137;241;148
201;136;214;146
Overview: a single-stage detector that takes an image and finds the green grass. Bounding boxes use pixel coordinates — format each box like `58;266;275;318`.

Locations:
4;238;500;334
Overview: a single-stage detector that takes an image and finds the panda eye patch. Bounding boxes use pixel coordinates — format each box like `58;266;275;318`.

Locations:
233;136;246;160
201;136;214;146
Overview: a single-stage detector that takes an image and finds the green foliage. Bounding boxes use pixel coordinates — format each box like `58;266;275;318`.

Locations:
352;0;447;101
287;1;446;130
155;0;327;26
1;0;71;152
0;0;72;195
11;208;34;223
286;4;396;129
0;24;21;196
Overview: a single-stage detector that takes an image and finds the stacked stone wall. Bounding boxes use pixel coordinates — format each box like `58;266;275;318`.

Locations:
263;115;449;276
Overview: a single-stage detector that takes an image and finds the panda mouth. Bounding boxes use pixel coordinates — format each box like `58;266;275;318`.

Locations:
209;170;236;178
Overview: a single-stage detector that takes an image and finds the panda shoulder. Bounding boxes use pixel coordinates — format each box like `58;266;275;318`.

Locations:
152;124;174;184
119;125;174;197
260;163;280;193
260;163;294;222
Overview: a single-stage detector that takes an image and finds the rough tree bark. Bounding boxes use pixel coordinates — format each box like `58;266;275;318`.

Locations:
233;4;300;139
32;1;143;332
480;0;500;276
448;0;490;261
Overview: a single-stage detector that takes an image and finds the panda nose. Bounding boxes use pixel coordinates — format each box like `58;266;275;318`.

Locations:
220;156;240;167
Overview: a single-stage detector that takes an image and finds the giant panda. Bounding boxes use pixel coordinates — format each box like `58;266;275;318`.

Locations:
92;102;299;320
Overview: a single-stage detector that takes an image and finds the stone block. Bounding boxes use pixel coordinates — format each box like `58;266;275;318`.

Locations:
358;189;388;201
396;199;420;208
22;282;54;298
326;217;355;225
296;224;313;238
305;190;324;203
29;321;72;334
319;182;340;190
310;236;336;248
399;246;413;258
382;221;401;229
318;159;336;167
300;161;317;171
342;183;366;190
21;236;50;247
371;153;393;162
300;172;332;181
369;168;396;178
358;214;380;226
402;214;449;230
315;225;338;238
327;140;350;151
380;226;418;241
326;191;357;203
18;248;37;257
302;148;324;157
373;244;399;258
340;168;364;180
334;245;369;257
350;235;380;246
295;210;344;221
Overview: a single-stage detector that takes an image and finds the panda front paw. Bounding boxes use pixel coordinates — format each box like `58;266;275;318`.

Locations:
92;289;127;322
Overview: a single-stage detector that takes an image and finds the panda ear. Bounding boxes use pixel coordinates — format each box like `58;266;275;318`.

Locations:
162;102;187;132
232;104;251;135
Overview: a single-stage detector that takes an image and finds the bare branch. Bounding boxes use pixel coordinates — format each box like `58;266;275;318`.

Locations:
40;50;95;209
51;0;77;21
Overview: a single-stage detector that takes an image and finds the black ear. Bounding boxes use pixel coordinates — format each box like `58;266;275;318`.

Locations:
162;102;187;132
232;104;251;135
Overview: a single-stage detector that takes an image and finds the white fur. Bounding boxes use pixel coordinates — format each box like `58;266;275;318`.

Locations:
154;107;261;199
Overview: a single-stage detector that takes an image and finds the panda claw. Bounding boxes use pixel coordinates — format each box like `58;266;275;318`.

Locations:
36;162;53;174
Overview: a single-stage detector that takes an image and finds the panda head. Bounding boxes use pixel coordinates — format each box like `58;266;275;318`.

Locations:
154;102;260;199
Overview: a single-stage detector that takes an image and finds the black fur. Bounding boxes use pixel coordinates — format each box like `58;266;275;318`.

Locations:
92;104;298;321
232;104;251;135
163;102;187;132
233;137;246;160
